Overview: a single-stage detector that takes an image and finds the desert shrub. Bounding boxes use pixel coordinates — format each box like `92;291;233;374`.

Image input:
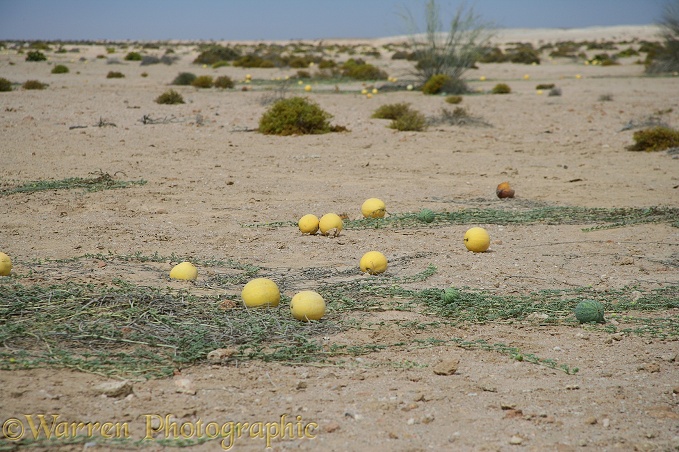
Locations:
371;102;412;120
478;46;507;63
25;50;47;62
22;80;47;90
646;1;679;73
445;95;463;104
258;96;334;135
51;64;69;74
289;56;314;68
422;74;452;94
391;50;415;60
233;54;275;68
29;41;51;51
318;59;336;69
191;75;214;88
140;55;160;65
0;77;13;92
193;45;240;65
155;89;184;105
491;83;511;94
124;51;142;61
106;71;125;79
616;47;640;58
589;53;619;66
389;108;428;131
535;83;555;90
214;75;234;89
141;72;148;78
341;58;388;80
296;70;311;79
172;72;197;86
428;107;490;127
212;60;230;68
598;94;614;102
507;43;540;64
627;126;679;152
403;1;492;93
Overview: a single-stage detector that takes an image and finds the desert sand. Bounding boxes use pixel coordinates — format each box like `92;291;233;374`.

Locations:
1;25;678;451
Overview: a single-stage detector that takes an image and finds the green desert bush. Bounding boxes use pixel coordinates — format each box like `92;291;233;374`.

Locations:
0;77;13;92
445;95;463;104
233;54;276;68
506;43;540;64
422;74;455;94
106;71;125;79
212;60;230;69
214;75;234;89
371;102;412;120
535;83;555;90
627;126;679;151
341;58;388;80
402;0;492;93
389;108;428;131
172;72;197;85
51;64;69;74
193;45;240;65
124;51;143;61
155;89;185;105
25;50;47;62
22;80;48;90
259;96;337;135
491;83;511;94
191;75;214;88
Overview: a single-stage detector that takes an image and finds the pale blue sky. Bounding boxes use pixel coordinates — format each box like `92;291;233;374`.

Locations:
0;0;665;41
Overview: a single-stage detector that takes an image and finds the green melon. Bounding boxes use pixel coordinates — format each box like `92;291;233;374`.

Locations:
574;300;605;323
417;208;435;223
442;287;460;304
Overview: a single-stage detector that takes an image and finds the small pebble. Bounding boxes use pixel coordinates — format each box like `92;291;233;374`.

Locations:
509;435;523;445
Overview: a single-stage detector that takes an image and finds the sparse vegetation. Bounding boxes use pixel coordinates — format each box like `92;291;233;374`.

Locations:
535;83;555;90
155;89;185;105
445;95;463;104
106;71;125;79
422;74;454;94
124;51;142;61
598;93;614;102
193;45;240;65
191;75;214;88
0;77;13;92
491;83;511;94
402;0;493;93
51;64;69;74
214;75;234;89
372;102;413;120
389;108;428;132
172;72;197;86
428;107;491;127
341;58;388;80
22;80;48;90
627;126;679;151
258;96;339;135
25;50;47;62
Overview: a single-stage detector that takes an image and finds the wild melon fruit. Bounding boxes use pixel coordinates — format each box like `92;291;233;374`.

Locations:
417;208;435;223
442;287;460;303
574;300;605;323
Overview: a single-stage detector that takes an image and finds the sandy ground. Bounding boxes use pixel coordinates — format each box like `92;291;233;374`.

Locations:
1;26;679;451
